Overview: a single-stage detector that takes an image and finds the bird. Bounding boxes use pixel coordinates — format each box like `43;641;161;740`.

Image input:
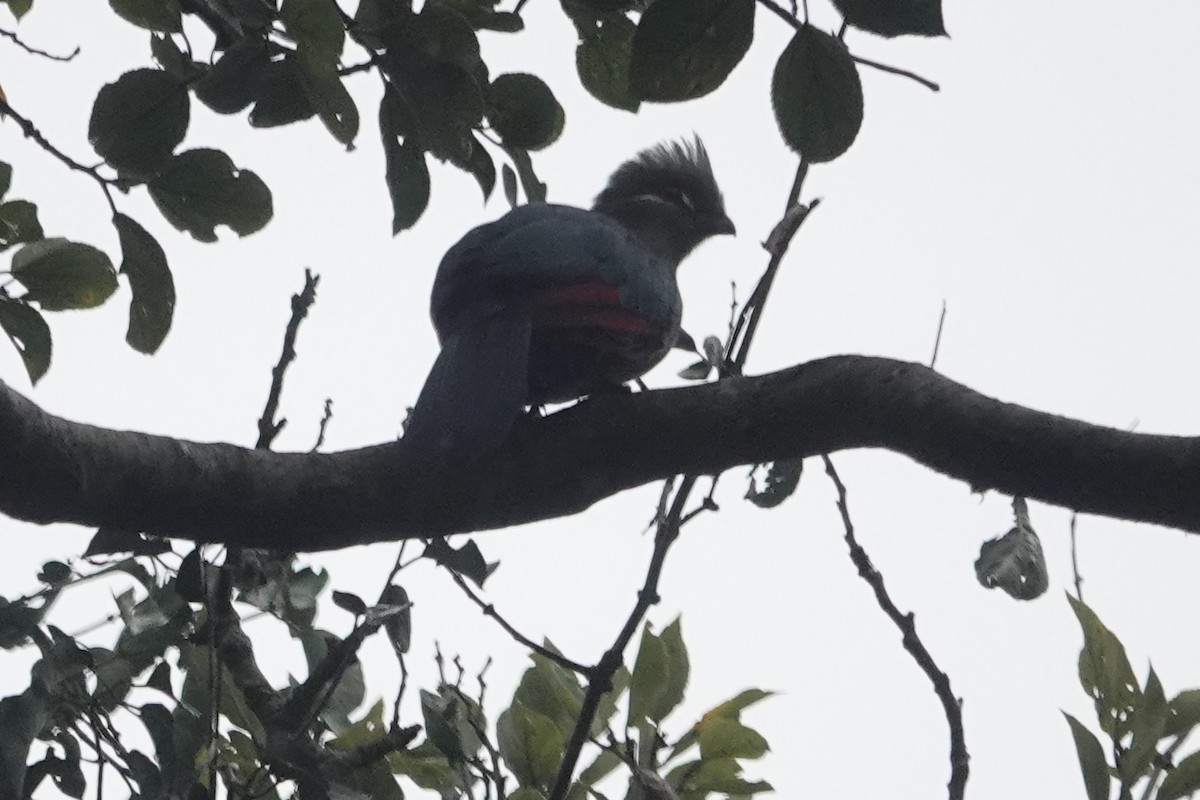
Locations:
406;138;735;456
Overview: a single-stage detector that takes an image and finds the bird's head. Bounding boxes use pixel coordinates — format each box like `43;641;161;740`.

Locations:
592;138;736;265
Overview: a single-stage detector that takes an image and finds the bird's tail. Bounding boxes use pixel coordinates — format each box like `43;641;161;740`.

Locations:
405;314;531;460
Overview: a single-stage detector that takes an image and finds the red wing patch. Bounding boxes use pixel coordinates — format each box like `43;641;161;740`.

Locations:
528;278;656;335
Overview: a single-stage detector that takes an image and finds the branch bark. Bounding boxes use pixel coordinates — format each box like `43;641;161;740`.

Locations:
2;354;1198;548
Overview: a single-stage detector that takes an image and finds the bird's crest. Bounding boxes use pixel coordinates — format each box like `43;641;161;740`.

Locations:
593;137;725;219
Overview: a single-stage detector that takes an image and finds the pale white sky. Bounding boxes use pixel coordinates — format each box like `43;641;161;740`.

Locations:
2;1;1200;798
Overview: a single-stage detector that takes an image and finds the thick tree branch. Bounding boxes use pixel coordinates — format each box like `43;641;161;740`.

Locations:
2;355;1199;548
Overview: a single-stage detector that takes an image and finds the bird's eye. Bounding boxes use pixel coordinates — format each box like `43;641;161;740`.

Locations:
658;187;696;212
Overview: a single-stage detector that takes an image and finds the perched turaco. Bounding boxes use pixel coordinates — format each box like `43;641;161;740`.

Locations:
407;138;735;455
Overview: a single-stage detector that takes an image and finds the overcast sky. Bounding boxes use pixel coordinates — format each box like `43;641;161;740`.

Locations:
3;1;1200;798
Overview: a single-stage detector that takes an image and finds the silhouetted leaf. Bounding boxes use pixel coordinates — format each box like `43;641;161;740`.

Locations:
975;497;1048;600
1063;713;1110;800
0;300;51;373
0;199;44;251
110;0;182;32
489;73;564;151
380;92;430;232
84;527;171;556
0;689;48;797
570;8;639;112
333;590;368;616
630;0;754;102
11;238;118;311
423;538;496;587
114;213;175;354
150;33;195;79
383;46;484;162
1;0;31;21
430;0;523;31
38;560;71;585
89;68;190;179
379;584;412;653
449;134;496;201
149;149;273;242
194;38;270;114
0;162;10;197
502;163;518;207
771;24;863;163
295;43;360;146
280;0;345;55
832;0;946;37
746;458;803;509
250;57;316;127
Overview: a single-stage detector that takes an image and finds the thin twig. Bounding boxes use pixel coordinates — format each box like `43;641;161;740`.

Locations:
1069;512;1084;602
445;568;591;675
312;398;334;451
0;27;79;61
727;161;812;370
852;55;941;92
256;269;319;449
929;300;947;369
0;97;118;215
549;476;696;800
822;455;968;800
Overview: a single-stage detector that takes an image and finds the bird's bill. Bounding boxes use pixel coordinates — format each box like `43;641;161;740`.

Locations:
710;214;737;236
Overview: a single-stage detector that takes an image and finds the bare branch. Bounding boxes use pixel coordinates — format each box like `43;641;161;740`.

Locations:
257;269;320;449
822;455;968;799
0;27;79;61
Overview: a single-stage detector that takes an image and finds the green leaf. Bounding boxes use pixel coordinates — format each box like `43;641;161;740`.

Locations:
114;213;175;354
420;689;467;762
148;148;273;242
668;688;775;762
110;0;182;32
380;92;431;233
1165;689;1200;738
194;38;270;114
685;757;770;795
975;495;1048;600
497;701;566;788
388;741;455;789
2;0;33;20
295;43;360;146
698;717;770;760
0;162;11;198
832;0;946;37
250;56;317;127
1160;749;1200;800
745;458;804;509
571;9;639;112
11;238;118;311
627;623;669;728
1063;713;1110;800
629;0;754;102
0;199;44;251
650;617;689;723
1068;595;1139;740
513;650;584;736
280;0;345;55
488;73;564;151
1121;666;1168;785
771;24;864;163
88;68;190;179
